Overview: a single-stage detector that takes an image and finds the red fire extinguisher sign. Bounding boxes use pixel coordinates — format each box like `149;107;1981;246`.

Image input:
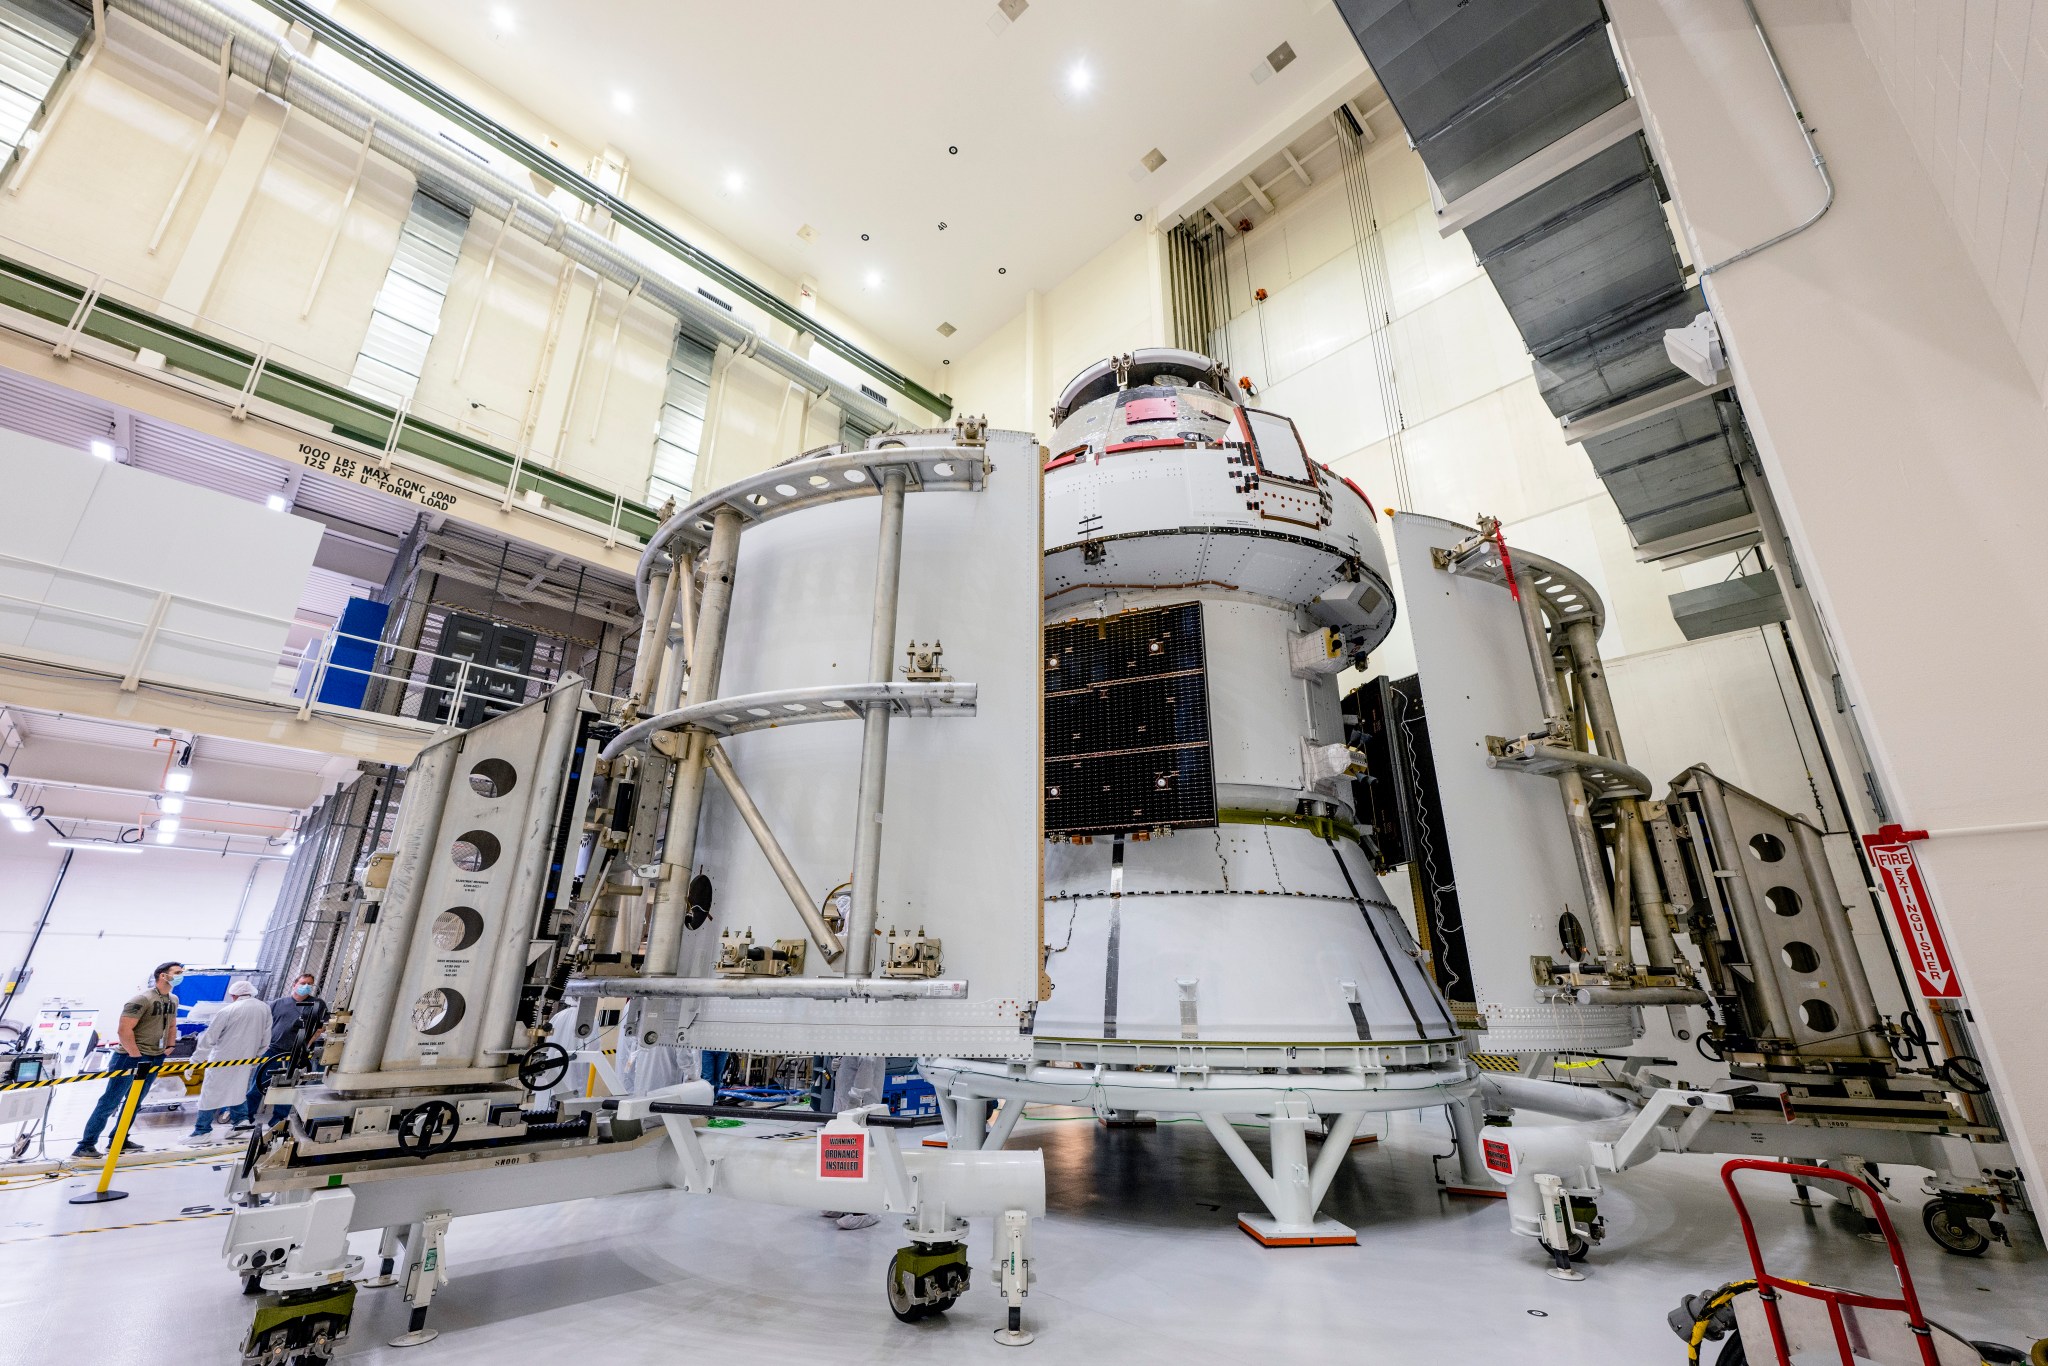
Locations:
1861;825;1960;999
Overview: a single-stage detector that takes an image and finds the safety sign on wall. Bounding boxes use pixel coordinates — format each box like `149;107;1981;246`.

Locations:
1861;824;1960;999
819;1131;866;1180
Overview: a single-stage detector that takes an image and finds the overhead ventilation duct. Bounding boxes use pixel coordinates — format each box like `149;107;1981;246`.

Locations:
1333;0;1765;562
96;0;903;435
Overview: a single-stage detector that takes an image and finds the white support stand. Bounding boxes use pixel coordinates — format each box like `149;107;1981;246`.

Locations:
1201;1099;1365;1246
1445;1095;1506;1198
992;1208;1035;1346
390;1211;450;1347
361;1225;401;1288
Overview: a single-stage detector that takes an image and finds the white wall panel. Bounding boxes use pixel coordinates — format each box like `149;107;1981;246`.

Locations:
0;842;283;1037
1388;276;1531;425
1256;333;1392;460
0;21;225;297
1397;377;1604;526
207;121;414;379
1379;201;1485;320
1281;175;1361;284
0;429;319;692
1253;247;1371;385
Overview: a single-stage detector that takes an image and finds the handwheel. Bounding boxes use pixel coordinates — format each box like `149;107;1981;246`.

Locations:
885;1251;928;1323
1935;1055;1992;1095
517;1042;571;1093
394;1100;461;1159
1923;1198;1991;1256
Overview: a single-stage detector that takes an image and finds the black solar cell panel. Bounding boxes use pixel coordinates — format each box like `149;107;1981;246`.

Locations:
1044;603;1217;836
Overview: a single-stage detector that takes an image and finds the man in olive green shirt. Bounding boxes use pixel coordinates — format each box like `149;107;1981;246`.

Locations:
73;961;183;1159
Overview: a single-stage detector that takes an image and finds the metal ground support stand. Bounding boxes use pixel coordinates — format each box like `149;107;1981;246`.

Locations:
1202;1098;1368;1247
360;1225;400;1289
390;1211;450;1347
1442;1095;1506;1199
992;1208;1035;1346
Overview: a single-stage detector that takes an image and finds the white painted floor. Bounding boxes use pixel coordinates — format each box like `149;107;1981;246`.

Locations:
1;1092;2042;1365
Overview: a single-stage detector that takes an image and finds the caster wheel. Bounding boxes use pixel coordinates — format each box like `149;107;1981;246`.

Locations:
885;1251;928;1323
1924;1198;1991;1256
1541;1232;1590;1262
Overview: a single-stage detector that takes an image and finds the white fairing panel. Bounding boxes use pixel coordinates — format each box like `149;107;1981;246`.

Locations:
682;431;1043;1058
1392;514;1635;1053
1036;822;1459;1045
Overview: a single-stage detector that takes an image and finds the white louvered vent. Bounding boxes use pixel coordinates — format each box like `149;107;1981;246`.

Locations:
647;331;714;509
0;362;115;450
350;191;469;405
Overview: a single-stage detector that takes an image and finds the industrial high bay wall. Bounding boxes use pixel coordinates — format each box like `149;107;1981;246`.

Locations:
84;0;943;431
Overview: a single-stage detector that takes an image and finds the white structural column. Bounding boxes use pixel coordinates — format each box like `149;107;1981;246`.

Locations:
158;92;288;322
1606;0;2048;1196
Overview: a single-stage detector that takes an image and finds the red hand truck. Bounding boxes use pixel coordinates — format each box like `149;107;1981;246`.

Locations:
1720;1158;1940;1366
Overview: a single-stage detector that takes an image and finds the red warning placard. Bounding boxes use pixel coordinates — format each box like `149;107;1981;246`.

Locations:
1862;825;1961;999
1483;1138;1514;1177
818;1131;866;1180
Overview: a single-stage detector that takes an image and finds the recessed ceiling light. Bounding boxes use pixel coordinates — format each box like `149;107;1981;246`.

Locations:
948;145;959;155
942;359;950;366
861;233;871;242
998;267;1007;275
612;89;634;114
865;270;882;290
89;438;114;460
490;5;515;33
1134;213;1144;221
1068;62;1093;95
723;170;744;194
266;494;289;512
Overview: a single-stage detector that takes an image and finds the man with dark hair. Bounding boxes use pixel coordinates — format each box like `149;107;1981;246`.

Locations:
240;972;329;1130
73;961;182;1159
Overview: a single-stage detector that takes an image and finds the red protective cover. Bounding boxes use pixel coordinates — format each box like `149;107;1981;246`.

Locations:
1121;395;1177;423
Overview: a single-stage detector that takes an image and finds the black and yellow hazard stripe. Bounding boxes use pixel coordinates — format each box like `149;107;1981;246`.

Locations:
0;1208;231;1245
1;1055;272;1092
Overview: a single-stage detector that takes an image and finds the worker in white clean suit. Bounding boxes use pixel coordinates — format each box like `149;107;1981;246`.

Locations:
822;1055;887;1229
187;979;269;1142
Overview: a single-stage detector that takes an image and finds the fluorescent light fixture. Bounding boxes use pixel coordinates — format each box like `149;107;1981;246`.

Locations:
157;818;180;835
612;89;634;114
49;839;141;854
1067;61;1093;94
159;796;184;814
266;494;289;513
154;828;176;845
0;799;22;820
490;4;515;32
723;170;744;194
165;770;192;793
90;438;114;461
8;819;32;834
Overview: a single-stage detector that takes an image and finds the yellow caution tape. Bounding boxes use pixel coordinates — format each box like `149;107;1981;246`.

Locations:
0;1208;231;1244
1;1055;273;1092
1469;1053;1520;1073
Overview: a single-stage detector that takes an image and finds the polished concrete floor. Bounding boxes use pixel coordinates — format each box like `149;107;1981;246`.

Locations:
1;1091;2042;1365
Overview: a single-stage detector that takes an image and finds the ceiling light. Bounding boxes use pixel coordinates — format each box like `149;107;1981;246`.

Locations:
0;799;22;820
157;818;180;835
7;819;31;834
154;828;176;845
612;90;634;114
165;770;192;793
49;839;141;854
266;494;289;513
490;4;515;32
864;270;882;290
937;322;957;337
1067;62;1093;95
723;170;744;194
159;796;184;814
90;438;114;460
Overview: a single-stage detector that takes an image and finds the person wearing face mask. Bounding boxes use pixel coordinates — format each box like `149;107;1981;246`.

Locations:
72;961;183;1159
241;973;329;1130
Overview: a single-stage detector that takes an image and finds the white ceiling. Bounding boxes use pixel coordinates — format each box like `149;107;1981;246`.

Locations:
351;0;1366;375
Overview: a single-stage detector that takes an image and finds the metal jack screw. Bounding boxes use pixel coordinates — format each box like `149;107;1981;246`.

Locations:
991;1208;1035;1346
